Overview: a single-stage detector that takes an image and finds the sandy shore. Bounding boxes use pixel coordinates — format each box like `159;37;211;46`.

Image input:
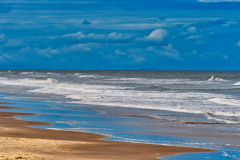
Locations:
0;102;214;160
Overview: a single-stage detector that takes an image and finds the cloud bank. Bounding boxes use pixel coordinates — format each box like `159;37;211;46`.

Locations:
0;0;239;70
199;0;240;2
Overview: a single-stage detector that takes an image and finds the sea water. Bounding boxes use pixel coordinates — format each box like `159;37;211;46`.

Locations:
0;70;240;159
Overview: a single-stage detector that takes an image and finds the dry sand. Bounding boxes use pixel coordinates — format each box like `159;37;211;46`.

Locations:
0;102;215;160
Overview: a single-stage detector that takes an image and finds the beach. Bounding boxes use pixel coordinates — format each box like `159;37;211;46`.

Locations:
0;102;213;160
0;70;240;159
1;0;240;158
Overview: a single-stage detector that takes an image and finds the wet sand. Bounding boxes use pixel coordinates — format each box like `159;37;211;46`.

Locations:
0;102;214;160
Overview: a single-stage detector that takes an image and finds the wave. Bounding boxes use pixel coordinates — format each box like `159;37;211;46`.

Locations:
0;75;239;124
209;98;240;107
207;76;226;81
74;73;99;78
46;78;58;82
233;81;240;85
21;72;34;75
0;78;58;88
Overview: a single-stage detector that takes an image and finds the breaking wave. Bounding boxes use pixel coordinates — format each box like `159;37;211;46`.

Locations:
21;72;34;75
74;73;100;78
207;76;226;81
233;81;240;85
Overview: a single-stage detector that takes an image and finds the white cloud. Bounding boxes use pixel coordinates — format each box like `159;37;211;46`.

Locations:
111;23;163;30
127;44;180;60
0;56;7;64
20;43;101;59
108;32;131;40
20;46;60;58
130;55;145;63
187;27;197;33
146;29;167;41
115;49;126;55
222;54;229;60
196;41;205;45
199;0;240;2
3;39;24;47
63;31;131;42
237;41;240;47
20;46;39;53
63;31;105;40
186;35;202;39
0;34;5;42
37;47;60;58
135;29;167;42
62;43;94;52
159;44;180;59
0;54;24;64
146;46;156;51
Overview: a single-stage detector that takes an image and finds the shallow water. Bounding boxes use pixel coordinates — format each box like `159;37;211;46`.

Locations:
0;70;240;159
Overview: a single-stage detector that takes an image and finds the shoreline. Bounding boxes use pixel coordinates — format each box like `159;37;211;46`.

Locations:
0;102;215;160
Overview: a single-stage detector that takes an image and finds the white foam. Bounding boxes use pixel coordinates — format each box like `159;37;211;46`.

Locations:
74;73;100;78
233;81;240;85
0;77;7;80
107;78;195;85
209;98;240;106
46;78;58;82
71;101;204;114
46;128;62;131
215;111;240;117
206;115;238;124
21;72;34;75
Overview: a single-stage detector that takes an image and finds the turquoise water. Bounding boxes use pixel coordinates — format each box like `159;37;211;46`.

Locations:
163;150;240;160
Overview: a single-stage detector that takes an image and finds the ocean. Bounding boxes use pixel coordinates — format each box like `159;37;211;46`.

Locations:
0;70;240;159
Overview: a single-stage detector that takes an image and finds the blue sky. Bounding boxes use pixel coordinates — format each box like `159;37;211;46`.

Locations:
0;0;240;70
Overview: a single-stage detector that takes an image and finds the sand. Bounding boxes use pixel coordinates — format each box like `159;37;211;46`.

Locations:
0;102;215;160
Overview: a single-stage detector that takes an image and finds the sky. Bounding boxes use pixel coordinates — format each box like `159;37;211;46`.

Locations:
1;0;240;70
